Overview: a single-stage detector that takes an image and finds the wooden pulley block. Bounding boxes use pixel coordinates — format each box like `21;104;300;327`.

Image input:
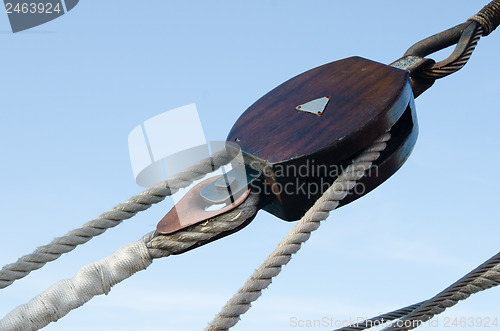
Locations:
223;56;418;221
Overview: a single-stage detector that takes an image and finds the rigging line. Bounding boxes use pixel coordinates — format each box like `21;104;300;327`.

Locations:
205;133;391;331
0;150;231;290
333;251;500;331
382;251;500;331
334;302;425;331
404;0;500;82
0;193;260;331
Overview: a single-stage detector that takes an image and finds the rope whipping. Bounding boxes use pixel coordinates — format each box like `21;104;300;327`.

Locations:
205;132;391;331
407;0;500;80
0;193;259;331
0;150;231;290
469;0;500;36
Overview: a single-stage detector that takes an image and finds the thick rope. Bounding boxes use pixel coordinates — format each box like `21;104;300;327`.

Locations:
333;251;500;331
0;193;259;331
0;150;231;290
382;251;500;331
205;133;391;331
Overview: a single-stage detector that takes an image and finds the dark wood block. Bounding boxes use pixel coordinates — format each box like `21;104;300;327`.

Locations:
227;57;416;220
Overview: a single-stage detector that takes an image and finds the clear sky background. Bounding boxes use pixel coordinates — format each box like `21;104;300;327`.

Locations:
0;1;499;330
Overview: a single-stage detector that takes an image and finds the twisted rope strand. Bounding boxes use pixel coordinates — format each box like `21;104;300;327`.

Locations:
382;251;500;331
418;0;500;79
417;25;482;80
334;251;500;331
205;133;391;331
0;193;259;331
0;151;231;289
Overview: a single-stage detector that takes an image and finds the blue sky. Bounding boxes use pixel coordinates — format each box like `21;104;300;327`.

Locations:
0;1;499;330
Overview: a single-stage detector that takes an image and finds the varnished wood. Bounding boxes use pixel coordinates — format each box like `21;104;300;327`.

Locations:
227;57;416;221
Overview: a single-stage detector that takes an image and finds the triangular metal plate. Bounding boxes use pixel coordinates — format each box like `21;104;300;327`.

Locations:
296;96;330;115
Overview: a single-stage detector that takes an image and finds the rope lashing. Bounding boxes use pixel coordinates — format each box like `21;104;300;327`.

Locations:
205;133;391;331
402;0;500;82
0;150;231;290
0;193;259;331
469;0;500;36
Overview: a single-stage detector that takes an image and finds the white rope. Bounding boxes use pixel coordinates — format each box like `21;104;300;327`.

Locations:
0;150;231;289
0;193;260;331
0;132;388;331
0;239;152;331
205;132;391;331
